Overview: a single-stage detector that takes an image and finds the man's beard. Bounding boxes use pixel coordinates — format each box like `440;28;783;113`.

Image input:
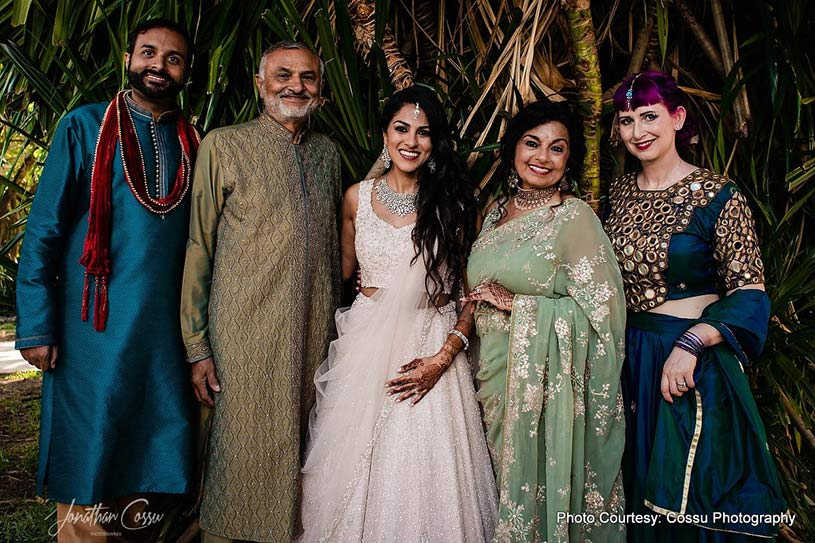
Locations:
127;68;184;100
263;91;318;124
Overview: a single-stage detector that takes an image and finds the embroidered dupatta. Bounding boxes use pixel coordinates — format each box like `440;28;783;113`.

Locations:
467;199;628;542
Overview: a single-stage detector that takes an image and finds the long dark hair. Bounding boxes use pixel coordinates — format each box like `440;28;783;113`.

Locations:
379;86;478;298
495;98;586;216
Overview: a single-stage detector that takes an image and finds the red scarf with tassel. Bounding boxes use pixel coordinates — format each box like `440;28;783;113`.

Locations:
80;91;200;331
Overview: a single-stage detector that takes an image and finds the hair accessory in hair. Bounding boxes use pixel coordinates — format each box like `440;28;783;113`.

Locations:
413;102;421;120
625;73;643;110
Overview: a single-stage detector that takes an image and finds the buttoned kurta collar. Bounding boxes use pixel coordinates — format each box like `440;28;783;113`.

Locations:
123;90;180;123
257;110;312;145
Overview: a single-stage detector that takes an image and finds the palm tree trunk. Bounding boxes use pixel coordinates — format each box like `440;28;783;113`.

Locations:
348;0;414;180
347;0;414;89
563;0;603;211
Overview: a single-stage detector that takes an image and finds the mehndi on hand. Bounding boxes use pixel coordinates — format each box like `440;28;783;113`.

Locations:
460;281;514;312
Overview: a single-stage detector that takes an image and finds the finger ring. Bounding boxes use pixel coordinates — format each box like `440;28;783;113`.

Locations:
475;287;482;294
677;381;687;390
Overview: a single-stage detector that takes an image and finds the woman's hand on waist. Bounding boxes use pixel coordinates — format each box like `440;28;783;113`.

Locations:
460;281;514;312
385;349;454;405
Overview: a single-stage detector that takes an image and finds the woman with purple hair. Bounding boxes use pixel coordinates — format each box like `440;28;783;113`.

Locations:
604;71;786;541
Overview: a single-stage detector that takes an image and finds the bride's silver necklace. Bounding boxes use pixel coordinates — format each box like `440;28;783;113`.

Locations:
513;185;558;211
375;176;418;217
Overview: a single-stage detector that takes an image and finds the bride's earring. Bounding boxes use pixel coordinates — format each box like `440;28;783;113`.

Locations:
380;144;392;169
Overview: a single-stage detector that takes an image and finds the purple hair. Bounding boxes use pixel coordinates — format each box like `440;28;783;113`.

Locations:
613;71;698;149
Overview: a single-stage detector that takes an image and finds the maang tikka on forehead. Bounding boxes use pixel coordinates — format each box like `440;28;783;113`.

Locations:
413;102;421;120
625;73;643;110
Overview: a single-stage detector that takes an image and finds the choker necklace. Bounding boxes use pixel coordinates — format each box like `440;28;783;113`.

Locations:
513;185;558;210
375;176;418;216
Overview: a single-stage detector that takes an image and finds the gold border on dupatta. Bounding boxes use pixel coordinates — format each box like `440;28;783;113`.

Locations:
643;390;780;539
643;389;703;515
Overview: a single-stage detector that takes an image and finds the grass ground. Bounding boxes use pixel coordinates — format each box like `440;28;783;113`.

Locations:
0;315;16;341
0;369;202;542
0;371;55;542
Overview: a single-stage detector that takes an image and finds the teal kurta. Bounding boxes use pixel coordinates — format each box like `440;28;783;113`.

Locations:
467;198;627;542
15;96;195;504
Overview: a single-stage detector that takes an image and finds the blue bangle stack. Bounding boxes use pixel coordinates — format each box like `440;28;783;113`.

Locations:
674;330;705;358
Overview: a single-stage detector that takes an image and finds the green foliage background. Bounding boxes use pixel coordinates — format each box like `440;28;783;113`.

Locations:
1;0;813;540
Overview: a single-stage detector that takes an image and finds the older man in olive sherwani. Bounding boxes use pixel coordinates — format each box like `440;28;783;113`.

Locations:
180;42;341;543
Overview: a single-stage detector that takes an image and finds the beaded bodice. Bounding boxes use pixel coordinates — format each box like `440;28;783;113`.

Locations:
355;179;416;288
604;168;764;312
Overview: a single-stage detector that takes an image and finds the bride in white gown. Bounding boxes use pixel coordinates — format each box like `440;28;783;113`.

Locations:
299;87;497;542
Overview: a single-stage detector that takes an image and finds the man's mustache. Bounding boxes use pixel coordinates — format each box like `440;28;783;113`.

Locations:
278;91;314;100
140;69;171;82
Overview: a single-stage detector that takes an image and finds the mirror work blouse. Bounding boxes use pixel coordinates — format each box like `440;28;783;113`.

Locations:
604;168;764;312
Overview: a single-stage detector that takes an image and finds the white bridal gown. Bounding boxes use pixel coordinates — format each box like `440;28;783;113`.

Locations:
299;179;498;542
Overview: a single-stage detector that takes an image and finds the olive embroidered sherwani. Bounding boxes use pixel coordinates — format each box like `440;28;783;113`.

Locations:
180;113;342;542
15;95;195;504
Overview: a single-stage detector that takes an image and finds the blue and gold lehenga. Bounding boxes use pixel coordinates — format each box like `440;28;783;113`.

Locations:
604;168;786;541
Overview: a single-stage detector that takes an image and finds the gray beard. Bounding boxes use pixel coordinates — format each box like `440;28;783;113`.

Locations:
264;95;317;124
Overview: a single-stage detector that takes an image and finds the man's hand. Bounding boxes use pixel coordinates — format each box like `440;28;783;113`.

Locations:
20;345;58;372
191;356;221;407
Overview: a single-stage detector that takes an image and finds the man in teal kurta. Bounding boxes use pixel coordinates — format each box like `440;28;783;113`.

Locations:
15;19;197;540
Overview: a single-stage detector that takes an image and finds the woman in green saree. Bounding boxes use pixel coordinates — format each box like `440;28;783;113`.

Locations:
464;99;628;542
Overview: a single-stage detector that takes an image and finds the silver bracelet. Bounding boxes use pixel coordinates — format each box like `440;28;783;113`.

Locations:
449;329;469;351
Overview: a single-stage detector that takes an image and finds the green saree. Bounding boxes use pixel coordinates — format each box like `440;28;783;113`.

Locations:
467;198;627;542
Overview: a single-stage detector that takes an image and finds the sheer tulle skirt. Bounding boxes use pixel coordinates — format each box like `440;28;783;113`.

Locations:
299;291;498;542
